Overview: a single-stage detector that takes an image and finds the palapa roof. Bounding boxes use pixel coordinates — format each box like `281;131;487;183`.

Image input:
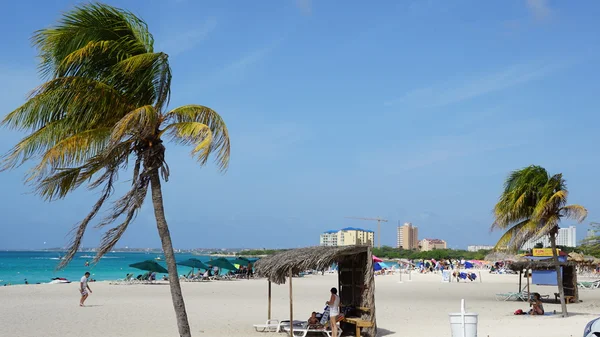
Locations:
254;245;369;284
484;251;526;262
508;258;575;271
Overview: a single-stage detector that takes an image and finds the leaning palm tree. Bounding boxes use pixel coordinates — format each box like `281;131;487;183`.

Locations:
1;4;229;336
491;165;587;317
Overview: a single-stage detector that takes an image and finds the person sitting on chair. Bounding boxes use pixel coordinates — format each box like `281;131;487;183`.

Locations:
307;312;322;328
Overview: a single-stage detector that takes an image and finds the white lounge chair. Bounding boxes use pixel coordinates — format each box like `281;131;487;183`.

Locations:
253;319;281;332
253;319;304;333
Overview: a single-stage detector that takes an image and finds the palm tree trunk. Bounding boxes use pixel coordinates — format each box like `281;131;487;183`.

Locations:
150;171;192;337
550;231;567;317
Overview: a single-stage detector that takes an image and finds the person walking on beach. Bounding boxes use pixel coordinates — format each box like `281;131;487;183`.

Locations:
326;287;340;337
80;272;92;307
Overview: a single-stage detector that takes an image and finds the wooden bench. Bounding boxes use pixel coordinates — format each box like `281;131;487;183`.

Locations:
553;293;575;303
342;317;374;337
341;307;373;337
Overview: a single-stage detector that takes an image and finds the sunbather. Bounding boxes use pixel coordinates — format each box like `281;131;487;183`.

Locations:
307;312;322;328
529;293;544;315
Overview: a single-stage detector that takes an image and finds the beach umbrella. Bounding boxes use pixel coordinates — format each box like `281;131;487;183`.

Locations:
205;257;237;270
230;257;253;266
373;255;383;263
177;258;209;270
378;262;391;269
129;260;168;273
374;262;383;271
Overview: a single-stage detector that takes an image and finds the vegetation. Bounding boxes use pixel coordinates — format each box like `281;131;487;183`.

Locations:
1;4;230;336
373;246;490;261
237;249;286;256
580;223;600;257
491;165;587;317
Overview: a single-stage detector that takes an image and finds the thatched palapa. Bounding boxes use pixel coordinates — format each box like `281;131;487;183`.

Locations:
255;245;369;284
254;245;377;337
508;259;579;302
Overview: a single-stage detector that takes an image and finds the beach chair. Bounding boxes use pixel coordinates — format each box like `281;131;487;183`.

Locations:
578;280;600;289
253;319;281;332
110;274;135;285
253;320;304;333
495;292;523;301
282;323;342;337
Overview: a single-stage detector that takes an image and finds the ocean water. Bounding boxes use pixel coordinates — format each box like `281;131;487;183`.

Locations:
0;251;216;285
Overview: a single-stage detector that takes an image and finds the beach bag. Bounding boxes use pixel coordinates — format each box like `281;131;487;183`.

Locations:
320;306;330;325
514;309;525;315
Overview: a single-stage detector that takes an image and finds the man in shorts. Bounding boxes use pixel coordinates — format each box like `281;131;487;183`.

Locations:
80;272;92;307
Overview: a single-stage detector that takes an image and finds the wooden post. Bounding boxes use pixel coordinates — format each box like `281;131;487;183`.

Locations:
268;280;272;320
527;268;530;298
289;269;294;336
519;270;522;292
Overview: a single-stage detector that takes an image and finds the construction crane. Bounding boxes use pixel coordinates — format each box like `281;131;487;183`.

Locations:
345;217;388;249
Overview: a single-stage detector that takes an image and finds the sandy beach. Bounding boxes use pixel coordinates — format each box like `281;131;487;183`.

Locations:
0;272;597;337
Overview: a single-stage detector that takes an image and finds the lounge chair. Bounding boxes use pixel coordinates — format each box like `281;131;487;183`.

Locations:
495;292;523;301
282;322;342;337
252;319;304;333
578;280;600;289
253;319;281;332
110;273;135;285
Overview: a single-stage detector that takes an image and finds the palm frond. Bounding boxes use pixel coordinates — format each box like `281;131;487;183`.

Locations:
164;105;230;171
32;128;111;180
94;172;149;261
2;77;131;131
108;52;171;108
494;219;532;251
560;205;588;223
57;167;116;269
33;2;153;78
35;140;132;200
160;122;213;163
110;105;158;142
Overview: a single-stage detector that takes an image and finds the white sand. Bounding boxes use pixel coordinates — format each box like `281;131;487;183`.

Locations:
0;272;598;337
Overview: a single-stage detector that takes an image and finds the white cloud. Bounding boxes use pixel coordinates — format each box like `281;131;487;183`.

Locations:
354;119;544;175
526;0;551;21
210;39;282;85
384;62;565;108
295;0;312;15
158;17;217;56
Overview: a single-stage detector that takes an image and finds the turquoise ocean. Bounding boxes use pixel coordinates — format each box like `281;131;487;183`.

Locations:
0;251;221;285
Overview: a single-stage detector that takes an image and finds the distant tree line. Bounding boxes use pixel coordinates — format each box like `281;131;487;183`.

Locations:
372;246;491;261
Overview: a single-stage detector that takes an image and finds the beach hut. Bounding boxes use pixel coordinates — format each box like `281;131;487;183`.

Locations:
254;245;376;337
508;255;579;303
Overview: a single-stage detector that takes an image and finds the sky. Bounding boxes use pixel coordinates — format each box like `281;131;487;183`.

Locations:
0;0;599;250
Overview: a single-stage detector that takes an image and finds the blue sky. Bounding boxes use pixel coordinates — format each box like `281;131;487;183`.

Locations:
1;0;599;250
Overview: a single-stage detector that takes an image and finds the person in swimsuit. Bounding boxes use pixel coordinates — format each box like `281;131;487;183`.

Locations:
529;293;544;315
80;272;92;307
307;312;321;328
326;287;340;336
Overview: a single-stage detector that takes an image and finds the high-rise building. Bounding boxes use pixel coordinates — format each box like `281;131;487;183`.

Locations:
521;226;577;250
319;227;374;247
397;222;419;250
467;245;494;252
420;238;447;251
319;230;338;246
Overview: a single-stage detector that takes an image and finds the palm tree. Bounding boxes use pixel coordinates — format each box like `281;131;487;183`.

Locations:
1;4;229;336
491;165;587;317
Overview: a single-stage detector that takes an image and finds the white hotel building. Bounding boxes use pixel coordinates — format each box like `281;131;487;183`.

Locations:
521;226;577;250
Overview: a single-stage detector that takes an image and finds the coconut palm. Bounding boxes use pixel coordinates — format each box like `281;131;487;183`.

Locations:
491;165;587;317
1;4;229;336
